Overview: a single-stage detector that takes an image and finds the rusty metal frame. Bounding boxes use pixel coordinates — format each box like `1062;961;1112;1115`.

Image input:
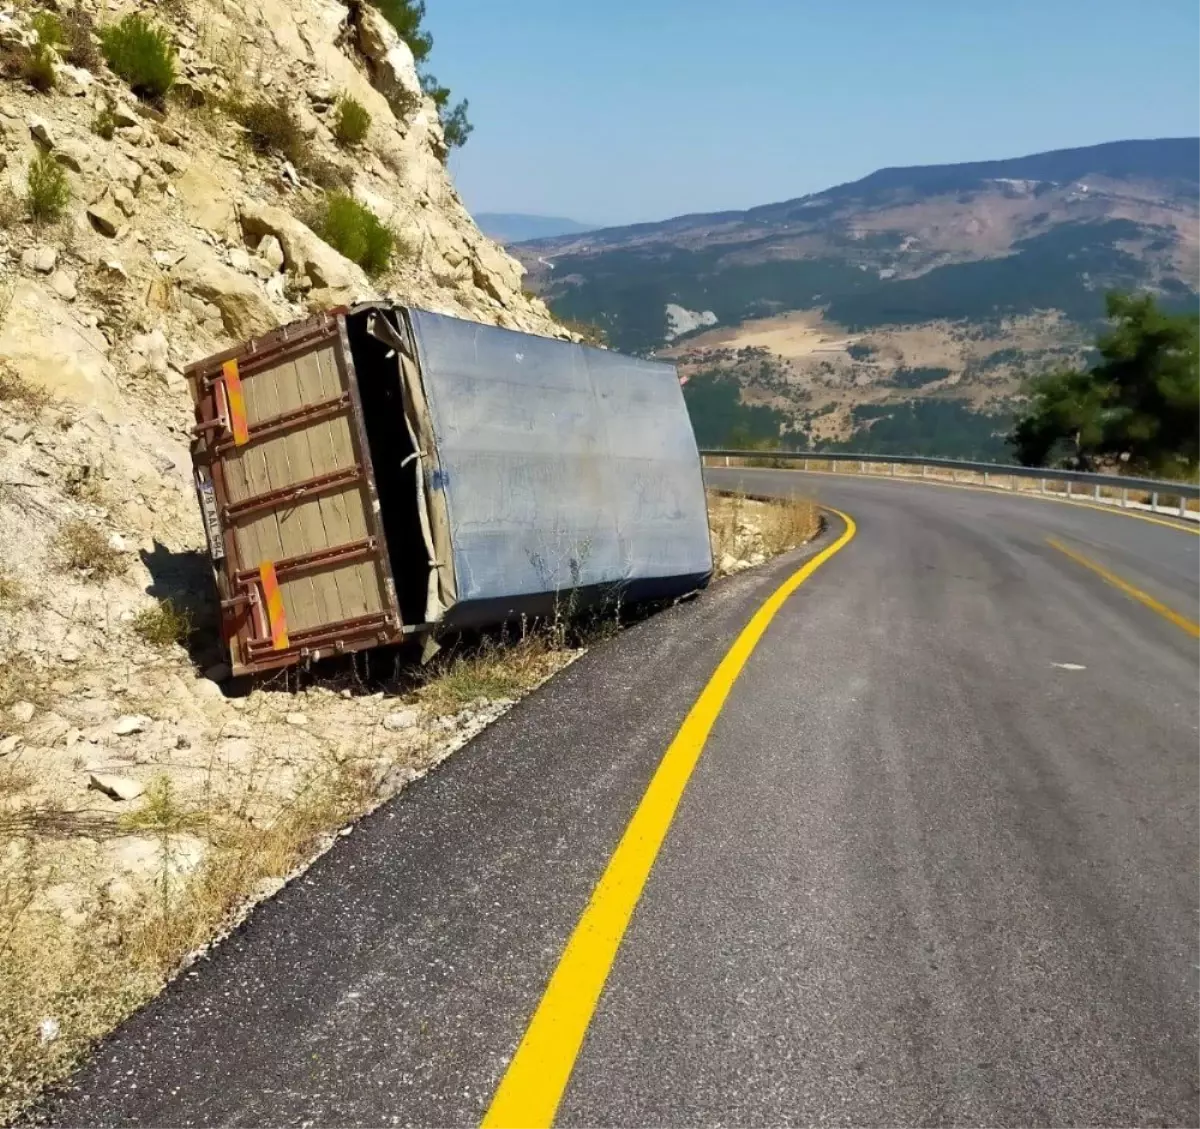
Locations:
222;465;365;523
210;393;350;455
185;308;406;677
232;537;379;584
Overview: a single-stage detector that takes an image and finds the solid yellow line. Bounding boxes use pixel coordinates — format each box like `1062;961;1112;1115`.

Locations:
481;510;858;1129
1047;537;1200;639
721;465;1200;536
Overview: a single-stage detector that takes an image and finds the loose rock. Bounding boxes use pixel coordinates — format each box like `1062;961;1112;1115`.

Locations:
382;708;420;731
9;701;35;724
88;773;146;801
21;246;58;273
113;715;149;736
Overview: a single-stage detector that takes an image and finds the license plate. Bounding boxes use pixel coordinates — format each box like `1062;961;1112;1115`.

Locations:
197;473;225;561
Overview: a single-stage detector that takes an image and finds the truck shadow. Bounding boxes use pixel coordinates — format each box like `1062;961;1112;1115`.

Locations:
139;540;226;675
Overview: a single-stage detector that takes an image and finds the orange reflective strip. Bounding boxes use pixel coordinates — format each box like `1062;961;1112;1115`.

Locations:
223;359;250;446
259;561;289;651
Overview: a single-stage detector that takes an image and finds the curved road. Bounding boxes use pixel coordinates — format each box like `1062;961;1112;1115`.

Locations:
35;472;1199;1127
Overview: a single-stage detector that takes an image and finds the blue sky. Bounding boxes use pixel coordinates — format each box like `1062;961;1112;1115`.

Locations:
424;0;1200;227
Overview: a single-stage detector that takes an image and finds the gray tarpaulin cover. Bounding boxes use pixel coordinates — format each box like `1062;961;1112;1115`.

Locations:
406;309;712;622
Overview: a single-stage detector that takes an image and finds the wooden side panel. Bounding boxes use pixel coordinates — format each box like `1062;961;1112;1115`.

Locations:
216;342;388;637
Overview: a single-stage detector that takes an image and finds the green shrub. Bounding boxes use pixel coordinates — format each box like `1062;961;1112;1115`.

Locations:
25;151;70;223
332;94;370;148
92;94;117;140
20;43;57;92
29;11;64;49
99;13;176;103
310;193;394;277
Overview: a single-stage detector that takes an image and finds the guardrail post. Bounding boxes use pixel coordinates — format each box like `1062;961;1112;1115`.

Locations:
803;458;809;471
1065;480;1072;498
1040;478;1046;494
1180;496;1188;518
890;463;896;476
724;455;730;467
859;461;865;475
1093;483;1101;501
1151;491;1158;512
1121;488;1128;508
921;465;928;478
983;471;990;487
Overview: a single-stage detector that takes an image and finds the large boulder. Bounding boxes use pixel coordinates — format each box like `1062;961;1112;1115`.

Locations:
237;198;373;303
173;250;278;340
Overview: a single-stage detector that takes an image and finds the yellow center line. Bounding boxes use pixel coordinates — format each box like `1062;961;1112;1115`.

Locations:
1046;537;1200;639
481;509;858;1129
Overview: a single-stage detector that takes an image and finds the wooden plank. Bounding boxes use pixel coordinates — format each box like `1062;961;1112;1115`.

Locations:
273;355;337;631
254;365;321;634
240;364;317;633
311;346;373;618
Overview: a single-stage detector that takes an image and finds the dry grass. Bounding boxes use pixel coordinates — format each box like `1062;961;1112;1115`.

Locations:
0;365;51;415
416;633;560;715
0;747;380;1123
0;601;604;1118
0;568;25;609
51;520;126;582
760;494;821;555
131;599;192;649
707;488;821;574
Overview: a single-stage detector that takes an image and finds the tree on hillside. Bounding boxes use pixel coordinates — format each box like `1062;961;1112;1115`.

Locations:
371;0;472;151
1009;292;1199;477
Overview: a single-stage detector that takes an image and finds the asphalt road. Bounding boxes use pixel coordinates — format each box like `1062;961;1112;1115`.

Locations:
35;472;1199;1128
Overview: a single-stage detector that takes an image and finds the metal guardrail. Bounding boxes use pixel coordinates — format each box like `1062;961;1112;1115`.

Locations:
700;449;1200;517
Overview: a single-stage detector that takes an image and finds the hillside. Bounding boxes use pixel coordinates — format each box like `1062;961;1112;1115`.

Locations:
0;0;571;1115
515;138;1200;454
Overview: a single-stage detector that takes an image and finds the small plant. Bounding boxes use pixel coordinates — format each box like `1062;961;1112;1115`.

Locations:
417;634;553;715
0;569;23;608
228;94;304;160
131;599;192;649
61;5;101;70
24;151;70;224
120;774;204;834
92;93;118;140
0;364;52;413
21;40;57;93
309;192;395;277
332;93;370;148
29;11;64;50
52;519;126;582
99;13;176;103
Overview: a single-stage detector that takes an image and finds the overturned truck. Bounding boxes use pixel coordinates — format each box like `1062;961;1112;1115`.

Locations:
185;305;713;676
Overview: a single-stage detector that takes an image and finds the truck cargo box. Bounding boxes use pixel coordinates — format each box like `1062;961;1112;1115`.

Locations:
186;305;712;676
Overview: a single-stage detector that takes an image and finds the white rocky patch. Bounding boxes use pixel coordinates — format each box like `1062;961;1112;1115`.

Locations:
664;303;718;341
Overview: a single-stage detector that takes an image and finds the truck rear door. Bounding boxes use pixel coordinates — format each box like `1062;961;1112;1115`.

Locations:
186;311;402;676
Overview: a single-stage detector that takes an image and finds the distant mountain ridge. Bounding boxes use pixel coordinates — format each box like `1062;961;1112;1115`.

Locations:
510;138;1199;457
519;138;1199;254
475;213;595;244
